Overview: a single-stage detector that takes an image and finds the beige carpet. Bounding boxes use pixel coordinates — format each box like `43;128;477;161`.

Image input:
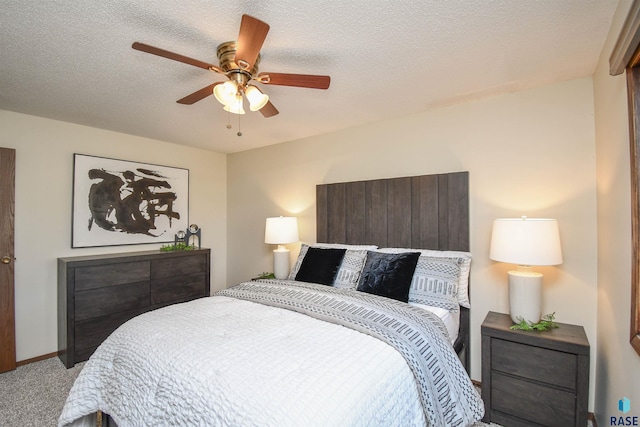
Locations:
0;357;83;426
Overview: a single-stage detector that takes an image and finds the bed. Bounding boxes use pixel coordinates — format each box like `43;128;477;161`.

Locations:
58;171;483;427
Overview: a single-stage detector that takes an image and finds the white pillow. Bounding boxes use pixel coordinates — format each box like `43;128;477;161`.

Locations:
289;243;378;289
378;248;472;308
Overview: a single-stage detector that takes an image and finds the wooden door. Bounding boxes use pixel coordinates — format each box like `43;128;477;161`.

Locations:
0;147;16;372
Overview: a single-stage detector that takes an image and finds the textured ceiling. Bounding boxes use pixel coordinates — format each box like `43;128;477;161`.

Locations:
0;1;619;153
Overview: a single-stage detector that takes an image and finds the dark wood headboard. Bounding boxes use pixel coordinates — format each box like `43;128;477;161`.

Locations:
316;171;471;373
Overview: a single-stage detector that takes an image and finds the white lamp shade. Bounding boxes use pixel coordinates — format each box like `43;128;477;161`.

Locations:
213;81;238;107
223;95;246;115
489;217;562;266
245;85;269;111
265;217;299;244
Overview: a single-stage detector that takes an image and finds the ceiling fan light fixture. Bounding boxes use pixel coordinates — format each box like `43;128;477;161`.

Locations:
214;81;238;107
245;85;269;111
223;95;246;115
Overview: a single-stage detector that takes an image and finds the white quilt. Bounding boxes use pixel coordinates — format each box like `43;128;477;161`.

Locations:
59;282;483;427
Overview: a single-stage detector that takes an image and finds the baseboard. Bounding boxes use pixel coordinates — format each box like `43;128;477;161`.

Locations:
16;352;57;366
473;379;597;426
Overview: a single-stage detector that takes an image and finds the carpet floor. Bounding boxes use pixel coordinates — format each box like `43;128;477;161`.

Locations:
0;357;83;426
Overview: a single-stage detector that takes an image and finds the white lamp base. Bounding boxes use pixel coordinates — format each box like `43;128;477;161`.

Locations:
508;267;543;324
273;245;290;280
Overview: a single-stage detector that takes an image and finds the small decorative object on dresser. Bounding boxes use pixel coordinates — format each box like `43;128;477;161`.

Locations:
481;311;590;427
57;248;210;368
174;224;201;248
186;224;202;248
175;229;186;245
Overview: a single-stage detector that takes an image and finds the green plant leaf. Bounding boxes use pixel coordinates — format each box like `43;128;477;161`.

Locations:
160;243;196;252
256;272;275;279
510;312;559;331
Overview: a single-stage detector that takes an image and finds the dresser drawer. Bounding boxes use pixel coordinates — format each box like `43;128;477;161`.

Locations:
491;338;577;390
151;253;207;279
75;261;150;291
151;273;208;305
75;280;150;321
492;372;576;427
74;307;148;352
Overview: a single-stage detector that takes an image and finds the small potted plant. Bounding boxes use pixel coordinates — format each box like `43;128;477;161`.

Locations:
510;312;559;331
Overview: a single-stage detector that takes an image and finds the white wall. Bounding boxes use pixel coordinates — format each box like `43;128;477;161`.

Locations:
0;110;227;361
228;77;599;407
593;0;640;424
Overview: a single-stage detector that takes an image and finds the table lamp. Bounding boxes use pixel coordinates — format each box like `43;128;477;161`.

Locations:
489;216;563;323
264;216;299;279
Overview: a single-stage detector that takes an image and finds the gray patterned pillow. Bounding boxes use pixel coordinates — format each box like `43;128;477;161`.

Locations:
416;250;471;309
408;255;461;313
289;243;378;289
288;244;311;280
332;249;370;289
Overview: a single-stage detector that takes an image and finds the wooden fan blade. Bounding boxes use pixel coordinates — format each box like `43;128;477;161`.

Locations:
177;83;221;105
259;101;279;118
132;42;220;71
258;72;330;89
235;15;270;70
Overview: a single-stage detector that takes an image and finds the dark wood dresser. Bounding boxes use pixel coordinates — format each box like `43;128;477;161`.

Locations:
481;311;590;427
58;249;210;368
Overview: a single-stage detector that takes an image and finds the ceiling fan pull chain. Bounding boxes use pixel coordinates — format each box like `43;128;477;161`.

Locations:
237;113;242;137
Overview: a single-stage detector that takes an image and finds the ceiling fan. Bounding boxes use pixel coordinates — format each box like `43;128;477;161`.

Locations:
132;14;331;119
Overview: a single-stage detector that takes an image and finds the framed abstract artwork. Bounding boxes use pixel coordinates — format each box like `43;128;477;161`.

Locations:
72;154;189;248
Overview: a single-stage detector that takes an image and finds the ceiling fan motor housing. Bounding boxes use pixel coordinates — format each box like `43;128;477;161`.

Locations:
217;41;259;76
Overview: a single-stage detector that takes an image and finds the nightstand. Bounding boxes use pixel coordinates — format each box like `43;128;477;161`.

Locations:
481;311;590;427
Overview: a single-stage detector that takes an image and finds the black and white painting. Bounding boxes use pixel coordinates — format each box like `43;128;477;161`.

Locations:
72;154;189;248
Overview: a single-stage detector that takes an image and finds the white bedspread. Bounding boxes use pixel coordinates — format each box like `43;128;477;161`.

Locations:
59;281;483;427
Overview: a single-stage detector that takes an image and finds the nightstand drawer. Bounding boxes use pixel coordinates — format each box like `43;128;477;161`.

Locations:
492;372;576;427
491;338;577;390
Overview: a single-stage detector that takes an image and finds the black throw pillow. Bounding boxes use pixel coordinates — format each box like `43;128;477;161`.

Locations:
295;247;347;285
356;251;420;302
